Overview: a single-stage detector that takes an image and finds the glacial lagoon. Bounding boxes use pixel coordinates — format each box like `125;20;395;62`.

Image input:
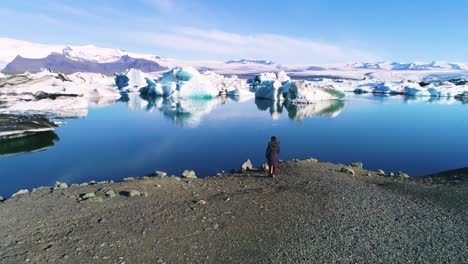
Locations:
1;94;467;197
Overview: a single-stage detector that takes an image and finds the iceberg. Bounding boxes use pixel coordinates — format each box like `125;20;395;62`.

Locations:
0;70;120;117
140;66;251;99
115;68;151;92
249;72;345;103
248;71;290;101
283;80;345;103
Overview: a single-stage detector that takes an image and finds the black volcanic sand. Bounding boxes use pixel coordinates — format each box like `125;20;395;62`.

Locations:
0;160;466;263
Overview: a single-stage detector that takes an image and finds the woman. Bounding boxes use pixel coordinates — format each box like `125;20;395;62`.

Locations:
266;136;280;177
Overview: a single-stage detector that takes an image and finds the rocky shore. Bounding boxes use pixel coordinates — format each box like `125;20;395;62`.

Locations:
0;160;466;263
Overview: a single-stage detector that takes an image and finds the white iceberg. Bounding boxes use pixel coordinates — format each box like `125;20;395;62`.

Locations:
0;70;120;117
141;66;251;99
249;72;345;103
115;68;151;92
283;81;346;103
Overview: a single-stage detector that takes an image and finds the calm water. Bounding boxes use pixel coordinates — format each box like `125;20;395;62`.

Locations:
1;94;467;197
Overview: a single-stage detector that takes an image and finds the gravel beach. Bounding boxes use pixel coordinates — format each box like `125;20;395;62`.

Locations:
0;160;466;263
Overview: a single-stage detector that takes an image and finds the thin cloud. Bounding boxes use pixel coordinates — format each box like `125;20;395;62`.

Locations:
136;27;379;64
141;0;174;10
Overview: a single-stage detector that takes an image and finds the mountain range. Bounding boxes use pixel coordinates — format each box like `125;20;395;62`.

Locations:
1;38;467;74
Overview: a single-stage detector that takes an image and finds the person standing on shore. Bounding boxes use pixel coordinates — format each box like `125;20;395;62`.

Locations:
266;136;280;177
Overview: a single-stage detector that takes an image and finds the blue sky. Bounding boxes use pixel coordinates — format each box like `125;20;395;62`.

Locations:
1;0;467;63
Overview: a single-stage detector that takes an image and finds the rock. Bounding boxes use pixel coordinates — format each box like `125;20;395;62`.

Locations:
171;176;181;182
213;223;219;230
182;170;197;179
88;180;97;185
367;173;372;177
81;192;96;200
85;196;103;203
241;159;253;172
70;184;79;187
80;183;89;186
154;171;167;178
121;190;141;197
389;172;395;177
349;162;363;169
398;172;410;179
141;192;149;197
0;196;4;202
105;190;116;198
262;163;270;172
12;189;29;198
123;177;135;182
55;182;68;189
306;158;318;162
377;169;385;175
196;200;207;205
340;167;355;176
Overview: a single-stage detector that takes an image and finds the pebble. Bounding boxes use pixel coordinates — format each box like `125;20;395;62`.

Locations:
306;158;318;162
241;159;253;172
154;171;167;177
349;162;363;169
340;167;355;176
11;189;29;198
85;196;103;203
377;169;386;175
196;200;207;205
0;196;4;202
398;172;410;179
123;177;135;182
182;170;197;179
55;182;69;189
82;192;96;199
105;189;116;198
121;190;141;197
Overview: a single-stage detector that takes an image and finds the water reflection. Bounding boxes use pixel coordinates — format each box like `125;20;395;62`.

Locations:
255;99;345;120
120;93;236;127
0;131;59;157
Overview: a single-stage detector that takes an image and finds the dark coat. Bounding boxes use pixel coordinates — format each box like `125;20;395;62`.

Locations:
266;141;280;166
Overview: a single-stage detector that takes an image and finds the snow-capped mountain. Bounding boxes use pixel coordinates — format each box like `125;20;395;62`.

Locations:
1;38;467;74
0;38;168;73
348;61;467;71
225;59;274;65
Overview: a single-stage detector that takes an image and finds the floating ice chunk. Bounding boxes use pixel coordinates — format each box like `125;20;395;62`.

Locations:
249;72;345;103
285;81;345;103
142;66;250;99
115;68;150;92
248;71;290;101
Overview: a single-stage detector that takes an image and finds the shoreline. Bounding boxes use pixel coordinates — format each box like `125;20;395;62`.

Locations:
0;159;466;263
1;158;465;201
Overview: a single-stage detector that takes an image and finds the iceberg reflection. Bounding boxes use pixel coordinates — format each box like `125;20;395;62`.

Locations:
0;131;59;157
255;99;345;120
125;93;235;127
